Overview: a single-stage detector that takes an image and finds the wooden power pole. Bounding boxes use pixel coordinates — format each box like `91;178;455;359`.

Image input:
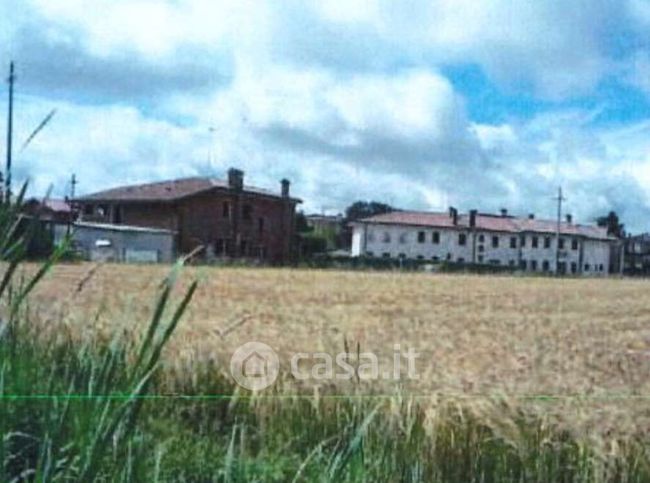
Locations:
5;61;15;203
554;186;566;275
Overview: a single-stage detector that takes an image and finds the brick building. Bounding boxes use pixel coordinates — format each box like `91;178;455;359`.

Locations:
75;168;300;262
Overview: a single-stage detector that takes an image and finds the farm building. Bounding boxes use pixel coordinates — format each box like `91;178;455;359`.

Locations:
54;222;175;263
74;168;301;263
350;208;618;276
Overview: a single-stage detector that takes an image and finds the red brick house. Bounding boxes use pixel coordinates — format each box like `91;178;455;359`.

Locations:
74;168;301;263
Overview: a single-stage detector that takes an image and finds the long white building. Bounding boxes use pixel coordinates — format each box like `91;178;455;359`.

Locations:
351;208;618;275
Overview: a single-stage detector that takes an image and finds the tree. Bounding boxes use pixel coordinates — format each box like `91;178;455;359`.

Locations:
344;201;396;223
597;211;625;238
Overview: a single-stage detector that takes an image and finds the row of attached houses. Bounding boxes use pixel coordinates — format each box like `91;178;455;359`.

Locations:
351;208;617;276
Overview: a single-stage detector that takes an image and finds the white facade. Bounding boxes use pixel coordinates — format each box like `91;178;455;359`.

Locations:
351;217;615;276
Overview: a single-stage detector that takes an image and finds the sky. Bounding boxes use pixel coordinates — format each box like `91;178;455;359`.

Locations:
1;0;650;231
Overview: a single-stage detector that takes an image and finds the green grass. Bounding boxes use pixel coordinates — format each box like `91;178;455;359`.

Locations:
1;188;650;481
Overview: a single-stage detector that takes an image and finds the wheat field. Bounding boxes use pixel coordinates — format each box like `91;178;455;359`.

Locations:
29;263;650;399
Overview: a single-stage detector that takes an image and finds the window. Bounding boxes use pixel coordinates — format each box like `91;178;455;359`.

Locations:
432;232;440;244
520;260;527;270
544;236;551;249
383;232;391;243
532;236;539;248
399;233;408;244
366;251;374;257
418;231;426;243
223;201;230;218
531;260;538;271
510;237;517;249
478;234;485;243
509;260;516;267
571;262;577;274
542;260;550;271
558;238;565;250
417;255;424;260
584;264;590;271
520;235;526;248
458;233;467;246
599;264;604;272
112;206;122;224
489;259;501;265
492;236;499;248
83;204;94;216
432;256;440;262
457;257;465;263
571;239;579;250
242;204;253;221
446;253;452;261
478;245;484;253
382;252;391;258
258;217;265;234
398;253;406;259
478;255;484;263
215;239;225;255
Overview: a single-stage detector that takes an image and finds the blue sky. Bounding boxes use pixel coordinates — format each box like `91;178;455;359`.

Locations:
2;0;650;231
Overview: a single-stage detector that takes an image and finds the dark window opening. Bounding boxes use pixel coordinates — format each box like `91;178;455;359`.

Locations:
510;237;517;249
492;236;499;248
243;204;253;221
559;238;565;250
418;231;426;243
531;260;538;271
571;262;577;274
432;232;440;244
532;236;539;248
544;237;551;248
571;239;579;250
478;255;484;263
112;206;122;224
457;257;465;263
478;234;485;243
458;233;467;246
222;202;230;218
83;204;94;216
542;260;550;271
258;217;265;234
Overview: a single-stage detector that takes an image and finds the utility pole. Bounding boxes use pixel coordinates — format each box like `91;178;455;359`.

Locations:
5;61;15;203
554;186;566;275
70;173;77;200
66;173;78;235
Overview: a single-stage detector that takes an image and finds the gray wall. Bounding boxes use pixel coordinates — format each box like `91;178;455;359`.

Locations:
54;224;175;263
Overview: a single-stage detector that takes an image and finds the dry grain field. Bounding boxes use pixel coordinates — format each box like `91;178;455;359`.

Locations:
26;262;650;438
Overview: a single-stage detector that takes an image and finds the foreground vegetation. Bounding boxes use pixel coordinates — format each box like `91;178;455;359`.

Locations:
3;195;650;480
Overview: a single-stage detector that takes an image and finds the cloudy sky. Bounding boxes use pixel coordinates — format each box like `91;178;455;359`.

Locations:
2;0;650;230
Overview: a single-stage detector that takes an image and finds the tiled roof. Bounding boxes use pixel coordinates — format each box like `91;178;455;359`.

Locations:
76;177;300;203
357;211;615;240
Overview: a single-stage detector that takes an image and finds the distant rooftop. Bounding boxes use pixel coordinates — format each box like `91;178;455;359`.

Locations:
76;176;301;203
355;210;615;240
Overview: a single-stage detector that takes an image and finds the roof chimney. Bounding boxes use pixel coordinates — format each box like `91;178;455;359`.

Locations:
566;214;572;224
449;206;458;225
228;168;244;191
469;209;477;228
500;208;508;217
281;178;290;198
528;213;535;219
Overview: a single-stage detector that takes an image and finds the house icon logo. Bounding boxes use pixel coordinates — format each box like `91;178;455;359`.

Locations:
230;342;279;391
